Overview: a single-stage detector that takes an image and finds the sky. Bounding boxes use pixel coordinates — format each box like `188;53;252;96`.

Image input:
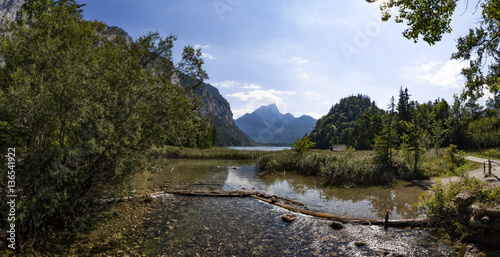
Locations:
80;0;489;120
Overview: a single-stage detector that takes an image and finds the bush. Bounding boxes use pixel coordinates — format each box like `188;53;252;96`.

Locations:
291;136;316;154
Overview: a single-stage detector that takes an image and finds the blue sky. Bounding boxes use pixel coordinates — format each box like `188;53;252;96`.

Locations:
80;0;488;119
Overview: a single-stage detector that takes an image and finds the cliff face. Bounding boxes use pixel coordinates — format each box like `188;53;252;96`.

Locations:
193;83;257;146
236;104;317;145
194;83;235;126
0;0;23;24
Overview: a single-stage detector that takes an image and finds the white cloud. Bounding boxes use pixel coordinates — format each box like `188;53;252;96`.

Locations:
305;91;329;106
194;44;215;60
201;52;216;60
419;60;468;89
241;83;262;89
305;112;323;120
213;80;263;89
227;89;296;118
292;56;308;64
213;80;238;88
297;67;310;81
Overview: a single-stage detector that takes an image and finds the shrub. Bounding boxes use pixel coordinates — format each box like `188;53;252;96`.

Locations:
291;136;316;154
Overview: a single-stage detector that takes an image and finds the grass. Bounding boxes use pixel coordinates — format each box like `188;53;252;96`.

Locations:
467;148;500;160
418;148;481;178
258;149;389;186
148;146;268;160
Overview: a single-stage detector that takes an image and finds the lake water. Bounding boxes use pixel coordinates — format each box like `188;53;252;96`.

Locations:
136;159;452;256
227;146;291;151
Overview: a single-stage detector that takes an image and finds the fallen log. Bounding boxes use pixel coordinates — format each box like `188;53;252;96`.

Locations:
97;189;429;228
163;189;259;197
249;194;428;228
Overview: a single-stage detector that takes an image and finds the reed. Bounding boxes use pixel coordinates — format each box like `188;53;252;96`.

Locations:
148;146;267;160
258;150;389;186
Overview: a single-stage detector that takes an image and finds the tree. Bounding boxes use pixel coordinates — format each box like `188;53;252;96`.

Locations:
374;113;398;166
468;116;500;151
0;0;211;244
368;0;500;99
401;118;430;174
291;135;316;154
397;87;411;122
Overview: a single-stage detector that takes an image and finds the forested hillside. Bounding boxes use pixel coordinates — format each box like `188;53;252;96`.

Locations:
309;94;384;149
309;88;500;166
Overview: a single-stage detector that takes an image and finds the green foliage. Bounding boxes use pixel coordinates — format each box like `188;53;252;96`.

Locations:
373;113;398;167
368;0;500;100
468;116;500;151
291;136;316;154
418;178;499;236
149;146;265;160
258;150;387;186
0;0;212;243
309;94;384;149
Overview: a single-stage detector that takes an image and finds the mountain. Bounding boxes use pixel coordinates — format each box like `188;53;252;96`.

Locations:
192;83;257;146
235;104;317;145
309;94;385;149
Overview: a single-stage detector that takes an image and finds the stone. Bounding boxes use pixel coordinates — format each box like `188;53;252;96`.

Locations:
329;221;344;230
282;214;297;222
454;191;475;206
354;241;366;247
464;244;480;257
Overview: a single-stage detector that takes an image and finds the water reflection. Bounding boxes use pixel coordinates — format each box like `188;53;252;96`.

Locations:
222;164;426;219
138;159;451;256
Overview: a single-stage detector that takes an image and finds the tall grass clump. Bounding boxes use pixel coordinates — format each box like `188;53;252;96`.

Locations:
150;146;266;160
258;150;388;186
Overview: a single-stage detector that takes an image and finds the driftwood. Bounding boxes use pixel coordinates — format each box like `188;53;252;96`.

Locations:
98;188;429;228
96;191;166;203
250;194;428;228
163;189;429;228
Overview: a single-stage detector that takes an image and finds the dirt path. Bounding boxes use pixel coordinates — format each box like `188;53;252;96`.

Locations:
436;156;500;185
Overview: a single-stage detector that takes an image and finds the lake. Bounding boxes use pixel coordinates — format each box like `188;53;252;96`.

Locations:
134;159;452;256
227;146;292;151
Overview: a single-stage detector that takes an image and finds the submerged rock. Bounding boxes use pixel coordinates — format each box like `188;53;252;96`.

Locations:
329;221;344;230
282;214;297;222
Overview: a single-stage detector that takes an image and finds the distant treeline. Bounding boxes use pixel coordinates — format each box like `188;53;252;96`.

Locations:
309;90;500;152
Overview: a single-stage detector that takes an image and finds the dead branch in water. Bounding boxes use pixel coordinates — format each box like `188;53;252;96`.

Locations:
98;188;428;228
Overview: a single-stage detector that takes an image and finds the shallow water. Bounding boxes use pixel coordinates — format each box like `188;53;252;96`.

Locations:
137;159;452;256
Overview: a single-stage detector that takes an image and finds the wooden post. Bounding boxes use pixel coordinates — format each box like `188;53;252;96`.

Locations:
484;162;486;173
384;211;389;231
489;159;492;176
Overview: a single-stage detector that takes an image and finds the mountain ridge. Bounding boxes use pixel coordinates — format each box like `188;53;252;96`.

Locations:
236;104;317;145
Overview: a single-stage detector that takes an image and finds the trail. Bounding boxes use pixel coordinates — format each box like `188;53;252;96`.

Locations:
436;155;500;185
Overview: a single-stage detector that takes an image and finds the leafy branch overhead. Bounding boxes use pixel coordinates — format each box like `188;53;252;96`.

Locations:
367;0;500;100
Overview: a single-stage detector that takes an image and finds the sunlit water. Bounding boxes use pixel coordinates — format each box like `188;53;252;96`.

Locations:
138;159;452;256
